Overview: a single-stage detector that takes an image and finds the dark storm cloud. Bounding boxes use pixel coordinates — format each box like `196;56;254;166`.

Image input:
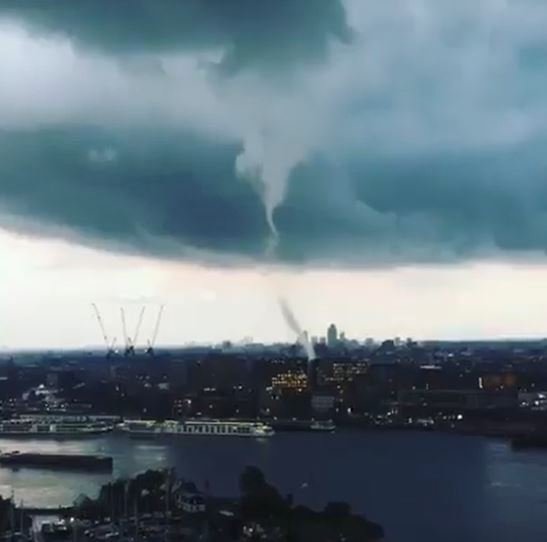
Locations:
2;0;547;267
0;128;268;259
2;126;547;266
0;0;351;73
275;144;547;265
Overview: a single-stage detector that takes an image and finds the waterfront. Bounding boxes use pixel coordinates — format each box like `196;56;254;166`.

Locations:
0;430;546;542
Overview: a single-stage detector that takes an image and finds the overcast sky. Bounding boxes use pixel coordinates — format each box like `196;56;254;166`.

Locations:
2;0;547;349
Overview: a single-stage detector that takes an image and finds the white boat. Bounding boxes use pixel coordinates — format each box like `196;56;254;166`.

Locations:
118;419;274;438
0;419;113;437
310;420;336;432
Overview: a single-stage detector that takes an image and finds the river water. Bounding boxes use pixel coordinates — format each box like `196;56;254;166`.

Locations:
0;430;546;542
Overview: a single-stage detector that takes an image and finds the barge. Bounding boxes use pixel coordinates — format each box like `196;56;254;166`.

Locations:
0;451;113;471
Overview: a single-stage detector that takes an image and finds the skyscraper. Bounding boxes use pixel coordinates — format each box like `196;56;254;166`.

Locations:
327;323;338;348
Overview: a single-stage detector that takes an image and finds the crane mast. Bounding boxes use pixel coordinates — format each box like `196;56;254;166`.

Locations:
121;306;146;356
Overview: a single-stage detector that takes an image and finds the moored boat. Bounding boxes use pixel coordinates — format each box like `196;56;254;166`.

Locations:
310;420;336;432
0;419;113;438
0;451;113;471
118;419;274;438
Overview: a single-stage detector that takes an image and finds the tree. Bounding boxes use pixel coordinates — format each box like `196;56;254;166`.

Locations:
239;466;266;495
239;466;288;520
324;501;351;521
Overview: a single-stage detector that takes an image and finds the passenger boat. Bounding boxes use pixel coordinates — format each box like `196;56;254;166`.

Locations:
118;419;274;438
0;419;113;438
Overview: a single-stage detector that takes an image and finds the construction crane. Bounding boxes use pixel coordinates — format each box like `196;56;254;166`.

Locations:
121;306;146;356
120;307;132;356
133;306;146;351
91;303;115;357
146;305;164;356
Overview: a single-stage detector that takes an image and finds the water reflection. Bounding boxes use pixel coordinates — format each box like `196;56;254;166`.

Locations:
0;431;546;542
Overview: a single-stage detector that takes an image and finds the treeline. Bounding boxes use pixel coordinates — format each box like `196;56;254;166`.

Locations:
72;466;384;542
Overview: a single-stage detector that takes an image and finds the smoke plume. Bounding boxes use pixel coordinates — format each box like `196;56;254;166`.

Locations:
278;296;316;361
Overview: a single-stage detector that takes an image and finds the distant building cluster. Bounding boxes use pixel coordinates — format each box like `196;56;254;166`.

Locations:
2;336;547;439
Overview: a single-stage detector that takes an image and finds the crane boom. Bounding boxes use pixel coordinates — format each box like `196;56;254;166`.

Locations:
133;306;146;347
152;305;165;348
92;303;109;349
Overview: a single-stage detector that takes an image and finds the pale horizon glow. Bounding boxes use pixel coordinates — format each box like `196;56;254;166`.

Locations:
2;229;547;350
